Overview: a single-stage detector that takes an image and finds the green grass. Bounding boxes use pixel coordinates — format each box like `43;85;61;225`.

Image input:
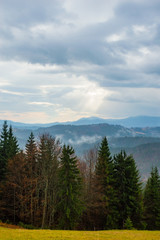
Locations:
1;228;160;240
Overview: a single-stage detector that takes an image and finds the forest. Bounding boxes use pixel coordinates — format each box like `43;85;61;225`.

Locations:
0;121;160;230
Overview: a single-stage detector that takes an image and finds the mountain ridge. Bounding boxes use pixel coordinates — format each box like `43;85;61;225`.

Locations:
1;115;160;129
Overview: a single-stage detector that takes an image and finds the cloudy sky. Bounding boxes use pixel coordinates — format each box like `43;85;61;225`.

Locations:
0;0;160;123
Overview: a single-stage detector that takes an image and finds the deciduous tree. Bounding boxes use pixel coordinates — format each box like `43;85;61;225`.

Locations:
38;134;61;228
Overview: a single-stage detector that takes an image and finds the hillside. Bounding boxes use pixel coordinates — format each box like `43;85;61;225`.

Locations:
110;142;160;179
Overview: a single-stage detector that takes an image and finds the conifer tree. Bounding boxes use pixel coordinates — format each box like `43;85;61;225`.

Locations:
58;145;83;230
94;137;116;229
26;132;37;166
0;122;19;181
143;167;160;230
25;132;37;177
113;151;142;229
8;126;19;159
0;121;9;181
25;132;38;225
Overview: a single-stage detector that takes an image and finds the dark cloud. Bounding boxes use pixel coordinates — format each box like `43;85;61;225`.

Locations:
0;0;160;122
121;4;158;29
0;0;159;68
0;0;66;27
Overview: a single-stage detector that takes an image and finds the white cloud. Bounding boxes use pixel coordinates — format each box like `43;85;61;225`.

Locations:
106;32;126;42
133;25;149;34
0;79;11;86
28;102;60;107
68;135;101;145
97;87;160;118
0;89;24;96
139;47;151;55
0;111;50;123
63;0;122;26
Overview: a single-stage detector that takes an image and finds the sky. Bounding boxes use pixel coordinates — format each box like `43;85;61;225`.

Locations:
0;0;160;123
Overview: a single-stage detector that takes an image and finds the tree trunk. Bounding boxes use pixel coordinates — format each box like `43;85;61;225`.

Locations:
41;179;48;228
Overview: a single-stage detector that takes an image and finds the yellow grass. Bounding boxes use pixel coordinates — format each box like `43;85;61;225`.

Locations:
1;227;160;240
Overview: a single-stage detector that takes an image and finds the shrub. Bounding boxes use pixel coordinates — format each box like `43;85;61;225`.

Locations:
18;222;36;229
124;217;134;230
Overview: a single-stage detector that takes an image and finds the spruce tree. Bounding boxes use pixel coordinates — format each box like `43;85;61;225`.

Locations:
25;132;38;225
25;132;37;172
0;121;9;181
0;122;19;181
58;145;83;230
94;137;116;229
95;137;112;184
143;167;160;230
8;126;19;159
113;151;142;229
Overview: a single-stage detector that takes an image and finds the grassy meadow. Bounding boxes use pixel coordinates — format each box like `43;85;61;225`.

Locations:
1;227;160;240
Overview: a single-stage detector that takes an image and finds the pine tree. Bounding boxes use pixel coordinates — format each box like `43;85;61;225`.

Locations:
143;167;160;230
113;151;142;229
58;145;83;230
94;137;116;229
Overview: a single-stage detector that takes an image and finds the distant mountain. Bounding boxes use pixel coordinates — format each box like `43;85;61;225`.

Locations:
111;116;160;128
69;116;160;127
0;115;160;129
12;123;136;149
65;117;110;125
0;120;58;130
6;123;160;151
132;127;160;137
0;119;160;179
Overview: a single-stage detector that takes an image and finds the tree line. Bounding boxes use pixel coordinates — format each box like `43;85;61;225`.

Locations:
0;121;160;230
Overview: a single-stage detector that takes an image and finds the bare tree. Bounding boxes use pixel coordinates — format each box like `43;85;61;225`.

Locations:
37;134;61;228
